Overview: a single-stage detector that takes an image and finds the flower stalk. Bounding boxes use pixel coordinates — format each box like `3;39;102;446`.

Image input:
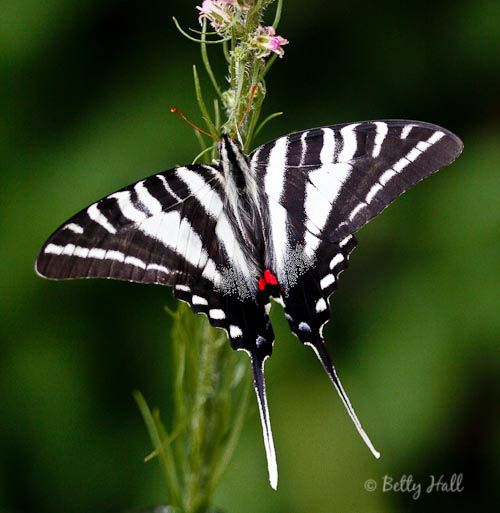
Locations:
135;304;252;513
174;0;287;152
136;2;288;512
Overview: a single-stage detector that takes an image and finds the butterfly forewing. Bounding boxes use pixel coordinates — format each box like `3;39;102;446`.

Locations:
251;120;464;259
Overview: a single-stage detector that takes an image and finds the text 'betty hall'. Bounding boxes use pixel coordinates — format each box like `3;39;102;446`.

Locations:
382;473;464;500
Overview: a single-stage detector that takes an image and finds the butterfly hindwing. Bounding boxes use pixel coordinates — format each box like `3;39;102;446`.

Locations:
174;282;278;488
283;234;357;342
280;234;379;458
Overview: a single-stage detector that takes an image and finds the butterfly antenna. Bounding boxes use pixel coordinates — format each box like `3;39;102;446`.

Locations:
232;84;259;138
250;350;278;489
170;107;220;142
306;340;381;459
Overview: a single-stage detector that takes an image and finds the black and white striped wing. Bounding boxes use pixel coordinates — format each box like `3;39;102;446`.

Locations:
36;163;272;356
36;164;226;288
251;119;463;318
251;120;463;457
36;162;279;487
36;162;275;357
176;282;278;487
251;120;463;256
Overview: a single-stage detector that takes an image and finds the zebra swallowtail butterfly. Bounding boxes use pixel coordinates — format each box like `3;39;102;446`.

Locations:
36;120;463;488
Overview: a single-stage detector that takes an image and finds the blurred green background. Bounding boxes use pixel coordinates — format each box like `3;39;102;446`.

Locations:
1;1;499;512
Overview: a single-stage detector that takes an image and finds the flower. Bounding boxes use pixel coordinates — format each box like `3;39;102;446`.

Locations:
250;26;289;59
196;0;238;32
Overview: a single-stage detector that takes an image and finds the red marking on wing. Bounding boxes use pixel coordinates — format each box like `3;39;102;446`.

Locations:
264;269;278;286
258;269;279;291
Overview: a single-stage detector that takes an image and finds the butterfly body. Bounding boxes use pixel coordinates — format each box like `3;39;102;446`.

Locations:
36;120;463;489
218;135;267;287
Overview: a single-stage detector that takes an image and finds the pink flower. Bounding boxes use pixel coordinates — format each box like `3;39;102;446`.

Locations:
251;26;289;59
196;0;237;32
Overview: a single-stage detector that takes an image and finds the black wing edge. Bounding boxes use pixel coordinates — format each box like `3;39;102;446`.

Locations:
252;119;463;159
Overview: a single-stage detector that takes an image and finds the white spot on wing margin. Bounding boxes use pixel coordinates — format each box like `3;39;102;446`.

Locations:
372;121;388;158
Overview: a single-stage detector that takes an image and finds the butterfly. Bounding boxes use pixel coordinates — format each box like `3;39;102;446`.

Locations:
36;119;463;488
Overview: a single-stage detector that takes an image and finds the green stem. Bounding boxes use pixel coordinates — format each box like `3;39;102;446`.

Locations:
171;312;187;426
209;369;252;489
137;2;288;511
273;0;284;29
213;99;220;133
262;53;278;80
194;129;208;160
201;21;223;99
243;64;266;150
193;65;218;137
213;100;221;160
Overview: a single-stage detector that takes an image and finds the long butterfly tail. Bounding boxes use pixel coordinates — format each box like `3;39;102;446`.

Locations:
305;340;381;459
250;351;278;489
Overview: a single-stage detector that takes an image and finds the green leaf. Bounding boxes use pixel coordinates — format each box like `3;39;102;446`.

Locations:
172;17;230;44
133;391;181;507
193;65;219;137
192;144;216;164
201;20;223;99
254;111;284;138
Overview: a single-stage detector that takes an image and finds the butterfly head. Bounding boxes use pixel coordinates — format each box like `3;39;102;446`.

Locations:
218;134;243;158
218;135;250;178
